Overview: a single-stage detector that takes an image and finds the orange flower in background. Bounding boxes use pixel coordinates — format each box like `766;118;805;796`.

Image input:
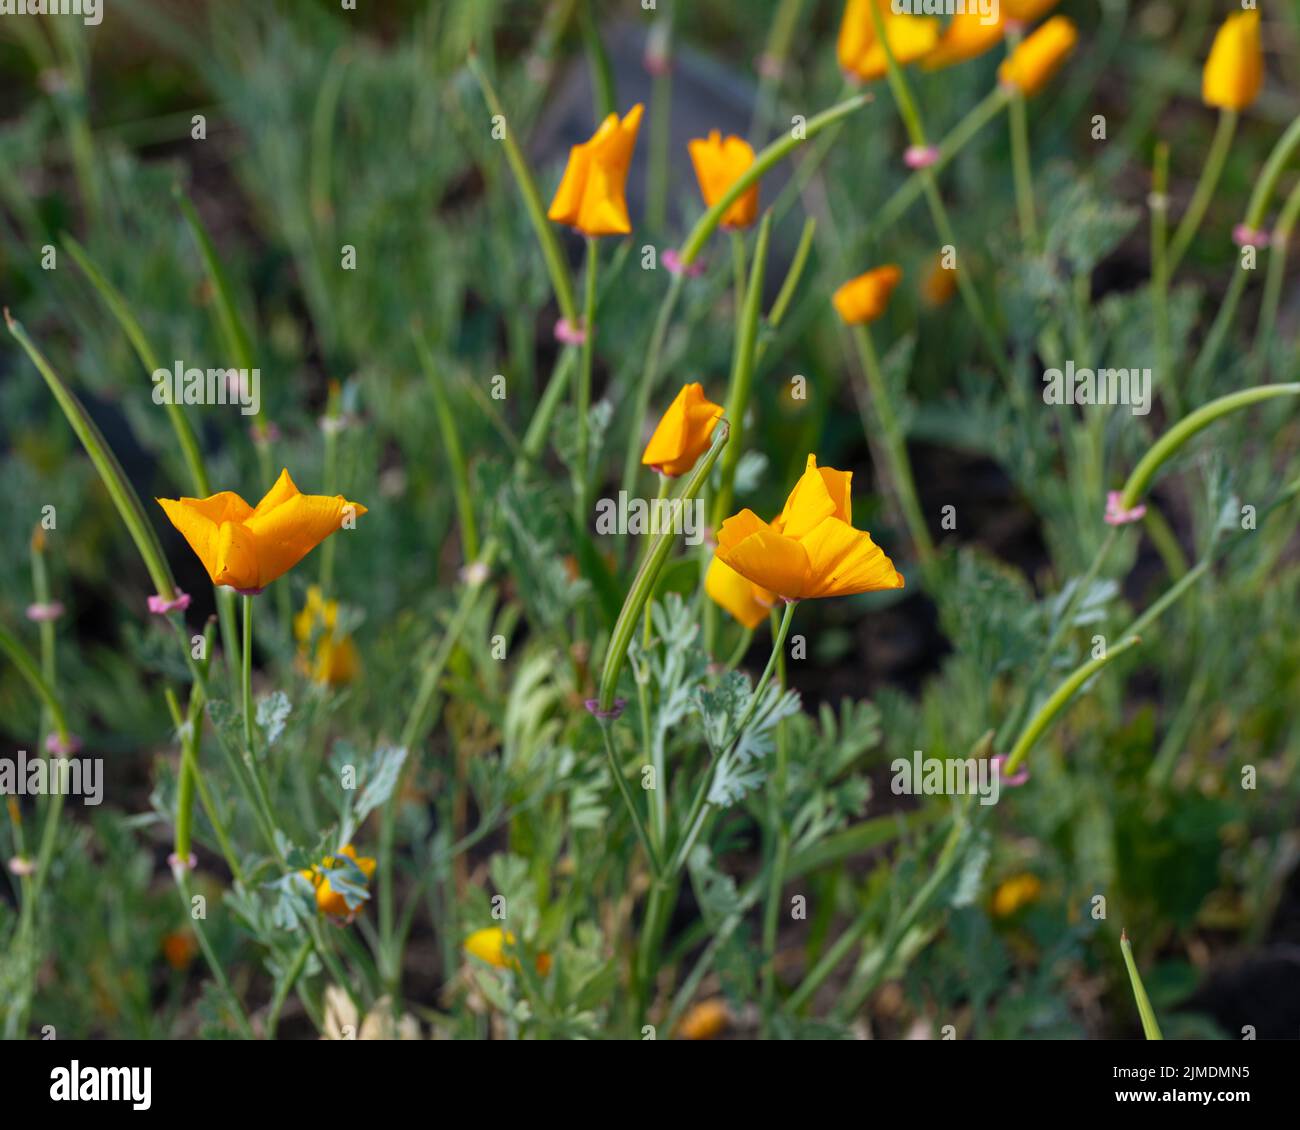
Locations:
161;930;198;971
463;926;552;975
547;104;644;236
715;455;904;602
924;11;1006;71
157;469;366;594
1002;0;1059;23
838;0;939;81
832;265;902;325
300;844;376;918
688;130;759;228
997;16;1078;97
677;997;731;1040
706;557;771;630
294;585;359;685
921;252;958;307
992;873;1042;918
641;382;724;477
1202;10;1263;112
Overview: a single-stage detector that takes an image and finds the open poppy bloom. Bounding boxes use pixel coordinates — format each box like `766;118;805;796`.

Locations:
463;926;552;975
547;104;644;237
641;382;725;477
837;0;938;82
715;455;904;602
832;265;902;326
997;16;1078;97
706;556;771;630
687;131;759;228
300;844;377;918
923;11;1006;71
157;469;366;594
1202;10;1263;112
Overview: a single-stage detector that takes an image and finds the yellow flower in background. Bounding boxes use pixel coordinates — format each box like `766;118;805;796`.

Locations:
706;557;771;630
641;382;725;477
716;455;904;602
157;469;366;594
992;873;1042;918
300;844;376;918
997;16;1078;97
547;104;644;236
924;11;1006;71
921;251;958;307
688;131;759;229
1002;0;1059;23
832;265;902;325
294;585;359;685
1202;10;1263;112
463;926;552;975
677;997;731;1040
838;0;939;81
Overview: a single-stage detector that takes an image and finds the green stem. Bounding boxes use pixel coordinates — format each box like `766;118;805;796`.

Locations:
174;869;256;1039
1167;109;1238;275
1005;28;1038;245
1003;635;1142;775
575;237;599;562
712;212;773;529
599;721;659;874
597;423;729;713
852;324;933;563
667;600;796;878
1120;931;1164;1040
466;51;578;323
620;273;685;496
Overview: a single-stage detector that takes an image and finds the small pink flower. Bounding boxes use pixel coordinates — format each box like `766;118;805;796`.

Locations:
904;145;940;170
148;590;192;615
25;601;65;623
8;856;37;877
233;586;265;597
1233;224;1270;249
1104;491;1147;526
584;698;626;721
251;420;281;444
168;851;198;874
555;318;588;346
663;249;706;277
756;53;783;80
45;732;82;755
992;755;1030;787
644;49;672;76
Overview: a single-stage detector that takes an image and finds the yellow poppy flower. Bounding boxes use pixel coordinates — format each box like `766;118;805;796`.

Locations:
1002;0;1059;23
547;104;644;237
992;873;1042;918
923;11;1006;71
716;455;904;602
838;0;939;82
641;382;725;477
706;557;771;630
294;585;359;685
687;130;759;229
157;469;366;594
921;251;958;307
677;997;731;1040
300;844;376;918
463;926;552;975
832;265;902;326
1202;10;1263;112
997;16;1078;97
